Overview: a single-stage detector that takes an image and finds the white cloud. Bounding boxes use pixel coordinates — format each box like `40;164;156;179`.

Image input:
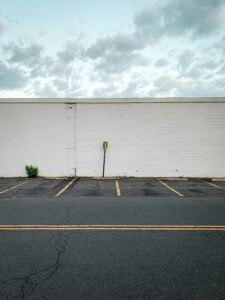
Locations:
0;1;225;97
86;32;144;59
177;50;194;75
134;0;225;41
95;51;150;74
0;22;5;34
0;61;28;90
57;39;83;64
155;58;169;68
175;79;225;96
3;42;43;67
32;82;59;97
153;75;178;94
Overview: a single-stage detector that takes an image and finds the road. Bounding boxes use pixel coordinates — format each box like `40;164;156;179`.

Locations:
0;196;225;299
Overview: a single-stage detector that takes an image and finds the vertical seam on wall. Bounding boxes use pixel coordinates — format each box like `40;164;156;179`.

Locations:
74;103;77;176
65;103;67;176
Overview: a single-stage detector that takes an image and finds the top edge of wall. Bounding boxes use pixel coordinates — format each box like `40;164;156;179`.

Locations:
0;97;225;104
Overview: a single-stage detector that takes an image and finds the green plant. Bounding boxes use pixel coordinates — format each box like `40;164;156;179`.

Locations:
25;165;38;178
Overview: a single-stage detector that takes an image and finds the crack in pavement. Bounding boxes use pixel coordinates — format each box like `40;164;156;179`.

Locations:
0;232;69;300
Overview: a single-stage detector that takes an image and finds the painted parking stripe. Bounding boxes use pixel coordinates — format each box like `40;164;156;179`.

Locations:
197;178;225;191
158;180;184;197
0;180;29;195
0;224;225;231
55;177;77;197
115;180;122;197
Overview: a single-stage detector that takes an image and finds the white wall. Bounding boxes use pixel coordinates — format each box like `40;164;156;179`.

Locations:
76;103;225;177
0;103;67;177
1;101;225;178
65;104;76;176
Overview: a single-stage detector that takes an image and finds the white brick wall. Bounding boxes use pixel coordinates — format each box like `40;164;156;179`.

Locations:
76;103;225;177
65;104;76;176
0;103;67;177
0;101;225;177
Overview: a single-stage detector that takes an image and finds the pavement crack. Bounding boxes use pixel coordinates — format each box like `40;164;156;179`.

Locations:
0;232;69;300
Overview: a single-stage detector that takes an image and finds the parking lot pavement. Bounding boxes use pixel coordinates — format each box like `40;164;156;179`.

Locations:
162;178;225;197
1;177;225;198
120;178;175;197
0;179;225;300
202;179;225;189
0;178;28;193
63;178;117;197
0;196;225;299
1;230;225;300
0;178;70;198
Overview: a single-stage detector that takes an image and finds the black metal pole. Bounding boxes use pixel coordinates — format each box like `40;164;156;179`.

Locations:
102;149;106;177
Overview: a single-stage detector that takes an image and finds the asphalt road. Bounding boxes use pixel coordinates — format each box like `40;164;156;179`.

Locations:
0;196;225;299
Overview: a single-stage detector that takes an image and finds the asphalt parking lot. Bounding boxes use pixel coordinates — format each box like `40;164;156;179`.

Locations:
0;177;225;198
1;194;225;299
1;178;225;299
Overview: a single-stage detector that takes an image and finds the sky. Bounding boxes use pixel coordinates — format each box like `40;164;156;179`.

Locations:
0;0;225;98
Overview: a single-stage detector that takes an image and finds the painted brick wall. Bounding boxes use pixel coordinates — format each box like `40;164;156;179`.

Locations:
1;102;225;177
0;103;67;177
76;103;225;177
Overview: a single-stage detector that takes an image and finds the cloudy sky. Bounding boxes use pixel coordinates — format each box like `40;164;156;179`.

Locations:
0;0;225;98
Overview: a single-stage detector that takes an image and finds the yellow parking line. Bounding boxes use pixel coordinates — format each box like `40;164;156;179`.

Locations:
197;178;225;191
115;180;121;196
0;224;225;231
0;180;29;195
55;177;77;197
2;224;225;228
158;180;184;197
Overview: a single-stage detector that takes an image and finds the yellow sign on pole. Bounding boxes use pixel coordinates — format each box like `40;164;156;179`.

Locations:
103;141;108;150
102;141;109;177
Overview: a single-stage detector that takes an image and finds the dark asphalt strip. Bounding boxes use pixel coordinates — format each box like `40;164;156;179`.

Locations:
1;231;225;299
1;196;225;226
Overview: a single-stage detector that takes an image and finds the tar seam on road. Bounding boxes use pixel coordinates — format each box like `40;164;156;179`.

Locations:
196;178;225;191
158;180;184;197
1;225;225;231
0;180;29;195
55;177;77;197
115;180;121;196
